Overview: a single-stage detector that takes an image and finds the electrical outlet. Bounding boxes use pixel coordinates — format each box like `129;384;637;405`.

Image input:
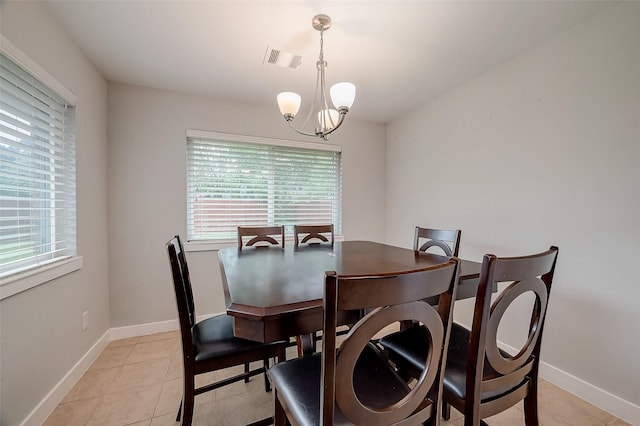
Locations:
82;311;89;331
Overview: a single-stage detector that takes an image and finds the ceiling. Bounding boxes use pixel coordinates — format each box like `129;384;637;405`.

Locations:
43;0;615;124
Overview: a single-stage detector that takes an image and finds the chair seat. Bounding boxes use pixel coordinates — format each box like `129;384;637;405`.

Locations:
444;323;523;401
193;314;285;363
382;323;519;402
380;324;432;375
269;344;412;426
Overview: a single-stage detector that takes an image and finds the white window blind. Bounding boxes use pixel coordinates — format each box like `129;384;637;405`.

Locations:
186;133;342;241
0;52;77;277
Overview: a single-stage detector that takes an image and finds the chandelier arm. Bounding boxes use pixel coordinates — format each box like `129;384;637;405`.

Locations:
285;119;323;138
301;61;323;129
317;110;347;138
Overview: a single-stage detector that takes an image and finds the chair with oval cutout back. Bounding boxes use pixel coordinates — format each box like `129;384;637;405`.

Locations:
381;246;559;426
268;258;460;426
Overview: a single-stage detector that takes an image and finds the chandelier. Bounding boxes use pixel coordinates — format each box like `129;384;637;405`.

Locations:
276;15;356;141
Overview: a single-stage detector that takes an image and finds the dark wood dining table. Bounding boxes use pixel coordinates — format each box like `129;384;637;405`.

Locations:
218;240;482;344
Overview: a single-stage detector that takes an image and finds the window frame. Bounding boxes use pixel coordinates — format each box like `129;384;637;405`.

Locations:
0;36;81;300
184;130;343;252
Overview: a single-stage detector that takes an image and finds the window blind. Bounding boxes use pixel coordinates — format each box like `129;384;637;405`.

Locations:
0;52;77;277
187;134;342;241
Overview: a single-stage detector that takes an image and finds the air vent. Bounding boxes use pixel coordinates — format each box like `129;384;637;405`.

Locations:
263;46;302;69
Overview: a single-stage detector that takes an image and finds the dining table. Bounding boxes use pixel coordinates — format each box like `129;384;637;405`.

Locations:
218;240;482;345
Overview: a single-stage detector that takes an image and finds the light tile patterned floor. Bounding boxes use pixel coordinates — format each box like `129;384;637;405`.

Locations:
44;330;630;426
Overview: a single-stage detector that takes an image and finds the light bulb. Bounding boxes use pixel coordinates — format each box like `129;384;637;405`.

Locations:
318;109;339;131
330;82;356;109
277;92;301;117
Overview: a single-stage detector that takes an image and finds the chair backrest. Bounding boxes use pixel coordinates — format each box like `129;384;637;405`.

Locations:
414;226;461;257
166;235;196;361
237;225;285;249
467;246;559;408
321;259;459;425
294;224;334;246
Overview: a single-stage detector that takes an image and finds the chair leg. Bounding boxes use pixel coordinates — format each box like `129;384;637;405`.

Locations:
263;358;272;392
274;390;287;426
442;399;451;420
424;415;437;426
244;362;250;383
464;408;483;426
181;374;195;426
176;398;182;421
523;381;540;425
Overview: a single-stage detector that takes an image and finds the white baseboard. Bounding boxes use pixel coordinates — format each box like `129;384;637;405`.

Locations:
20;330;111;426
20;314;223;426
498;341;640;425
108;313;219;340
540;361;640;425
109;318;179;340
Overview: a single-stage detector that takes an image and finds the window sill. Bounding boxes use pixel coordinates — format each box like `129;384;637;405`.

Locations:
0;256;83;300
185;240;237;252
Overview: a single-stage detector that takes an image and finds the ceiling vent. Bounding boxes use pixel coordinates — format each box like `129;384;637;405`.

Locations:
264;46;302;69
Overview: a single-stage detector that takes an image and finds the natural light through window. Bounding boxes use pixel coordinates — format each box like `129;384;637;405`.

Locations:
0;50;77;284
186;131;342;242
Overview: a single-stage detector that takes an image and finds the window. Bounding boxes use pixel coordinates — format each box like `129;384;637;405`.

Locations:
0;49;77;281
186;131;342;241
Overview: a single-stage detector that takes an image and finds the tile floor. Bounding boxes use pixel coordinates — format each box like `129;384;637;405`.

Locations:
44;330;630;426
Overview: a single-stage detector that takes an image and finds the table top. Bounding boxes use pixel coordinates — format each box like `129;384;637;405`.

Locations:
219;240;481;321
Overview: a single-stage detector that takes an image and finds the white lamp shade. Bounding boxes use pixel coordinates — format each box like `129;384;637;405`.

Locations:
330;82;356;109
277;92;302;116
318;108;339;130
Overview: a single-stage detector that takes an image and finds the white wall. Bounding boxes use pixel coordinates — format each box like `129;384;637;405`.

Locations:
107;83;386;327
386;2;640;421
0;2;110;425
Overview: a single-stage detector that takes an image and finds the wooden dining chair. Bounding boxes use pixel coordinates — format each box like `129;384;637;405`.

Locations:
414;226;461;256
381;246;559;426
166;235;287;426
268;258;460;426
293;224;336;354
408;226;462;317
293;224;334;246
237;225;285;249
